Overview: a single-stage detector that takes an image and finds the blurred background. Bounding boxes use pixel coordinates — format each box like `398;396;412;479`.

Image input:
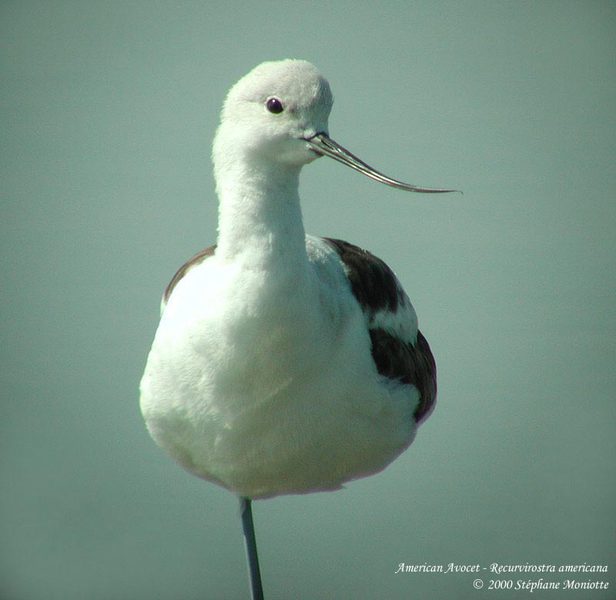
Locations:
2;2;615;599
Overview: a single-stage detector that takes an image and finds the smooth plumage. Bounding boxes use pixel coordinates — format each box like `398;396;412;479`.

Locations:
140;59;447;501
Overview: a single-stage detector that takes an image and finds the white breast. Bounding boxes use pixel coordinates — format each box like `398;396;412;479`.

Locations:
139;237;419;498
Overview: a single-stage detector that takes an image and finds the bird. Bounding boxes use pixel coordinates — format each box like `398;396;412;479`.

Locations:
139;59;455;599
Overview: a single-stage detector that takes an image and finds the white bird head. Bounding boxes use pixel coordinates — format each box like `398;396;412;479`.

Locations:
213;59;458;193
214;59;332;168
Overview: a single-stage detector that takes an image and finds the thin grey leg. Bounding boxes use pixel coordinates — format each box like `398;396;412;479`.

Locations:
239;496;264;600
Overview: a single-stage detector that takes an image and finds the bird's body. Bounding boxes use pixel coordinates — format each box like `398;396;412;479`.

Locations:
141;234;432;498
140;59;443;502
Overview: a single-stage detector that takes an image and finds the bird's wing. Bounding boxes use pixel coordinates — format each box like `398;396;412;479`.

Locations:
161;245;217;309
323;238;436;424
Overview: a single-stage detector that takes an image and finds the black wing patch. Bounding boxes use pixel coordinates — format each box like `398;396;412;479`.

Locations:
369;329;436;424
163;245;217;304
323;237;406;318
323;238;436;424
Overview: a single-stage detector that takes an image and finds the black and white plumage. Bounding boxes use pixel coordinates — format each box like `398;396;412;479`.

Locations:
322;238;437;426
162;237;436;436
139;59;454;598
139;58;453;499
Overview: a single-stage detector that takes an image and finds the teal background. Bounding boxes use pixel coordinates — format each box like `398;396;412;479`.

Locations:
2;2;615;599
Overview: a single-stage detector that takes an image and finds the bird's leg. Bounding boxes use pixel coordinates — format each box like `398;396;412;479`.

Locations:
239;496;264;600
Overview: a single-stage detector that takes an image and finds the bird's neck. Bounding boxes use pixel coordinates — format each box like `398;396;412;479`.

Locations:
215;158;308;270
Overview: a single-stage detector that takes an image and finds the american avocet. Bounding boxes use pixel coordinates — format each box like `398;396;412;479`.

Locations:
140;59;456;599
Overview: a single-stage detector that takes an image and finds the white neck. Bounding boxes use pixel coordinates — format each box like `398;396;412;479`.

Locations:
214;154;308;270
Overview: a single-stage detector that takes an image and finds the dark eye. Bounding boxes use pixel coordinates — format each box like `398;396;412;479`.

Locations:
266;97;284;114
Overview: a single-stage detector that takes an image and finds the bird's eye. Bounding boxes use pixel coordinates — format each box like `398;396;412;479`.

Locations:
266;97;284;114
